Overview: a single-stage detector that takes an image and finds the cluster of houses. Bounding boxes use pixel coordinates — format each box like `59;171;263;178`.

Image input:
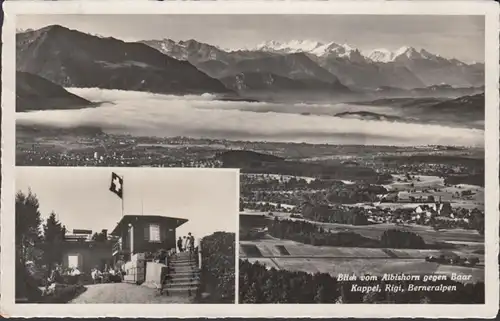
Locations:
365;201;455;225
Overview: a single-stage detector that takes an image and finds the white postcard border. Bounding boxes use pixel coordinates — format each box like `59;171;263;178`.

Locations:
2;0;499;318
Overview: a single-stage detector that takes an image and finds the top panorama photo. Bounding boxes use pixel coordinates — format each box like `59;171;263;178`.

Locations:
15;14;484;169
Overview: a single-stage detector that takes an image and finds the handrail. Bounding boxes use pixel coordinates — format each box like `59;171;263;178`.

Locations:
160;248;176;295
112;240;121;254
198;241;202;270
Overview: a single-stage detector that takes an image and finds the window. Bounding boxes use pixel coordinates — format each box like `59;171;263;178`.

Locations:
68;254;79;269
149;224;160;242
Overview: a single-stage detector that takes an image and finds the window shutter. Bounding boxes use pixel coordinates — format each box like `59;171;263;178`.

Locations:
160;225;167;241
144;225;150;241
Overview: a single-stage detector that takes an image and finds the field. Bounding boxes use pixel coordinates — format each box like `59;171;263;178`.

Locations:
239;239;484;260
241;239;484;283
240;211;484;245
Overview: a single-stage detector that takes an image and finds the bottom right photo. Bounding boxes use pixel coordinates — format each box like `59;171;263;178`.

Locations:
238;169;485;304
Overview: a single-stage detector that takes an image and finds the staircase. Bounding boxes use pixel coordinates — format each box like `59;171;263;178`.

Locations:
161;251;200;297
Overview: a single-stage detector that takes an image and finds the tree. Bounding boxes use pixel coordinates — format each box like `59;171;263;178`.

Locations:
16;190;43;266
244;283;258;303
470;209;485;235
314;284;327;303
92;231;108;242
42;212;66;272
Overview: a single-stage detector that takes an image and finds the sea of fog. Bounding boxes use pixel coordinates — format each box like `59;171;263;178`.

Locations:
16;88;484;147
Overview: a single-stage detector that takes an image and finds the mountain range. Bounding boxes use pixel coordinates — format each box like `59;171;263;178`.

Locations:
15;25;484;101
142;38;484;91
353;92;484;128
16;25;231;96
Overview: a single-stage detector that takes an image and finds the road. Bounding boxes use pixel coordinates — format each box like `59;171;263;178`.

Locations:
70;283;194;304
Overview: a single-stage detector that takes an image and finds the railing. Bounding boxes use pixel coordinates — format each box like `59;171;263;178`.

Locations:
124;266;145;284
197;241;202;270
112;240;121;255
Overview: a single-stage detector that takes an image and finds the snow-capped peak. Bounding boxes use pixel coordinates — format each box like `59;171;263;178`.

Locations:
367;46;442;63
255;40;363;60
394;46;421;59
255;40;324;53
366;48;395;63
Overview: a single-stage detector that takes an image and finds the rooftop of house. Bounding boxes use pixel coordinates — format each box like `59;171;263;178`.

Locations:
110;215;188;236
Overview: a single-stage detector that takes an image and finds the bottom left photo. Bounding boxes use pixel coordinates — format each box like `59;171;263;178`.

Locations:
13;166;238;304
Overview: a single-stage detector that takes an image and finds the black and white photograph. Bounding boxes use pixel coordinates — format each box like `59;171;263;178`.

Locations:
14;167;237;304
2;0;499;318
13;13;488;303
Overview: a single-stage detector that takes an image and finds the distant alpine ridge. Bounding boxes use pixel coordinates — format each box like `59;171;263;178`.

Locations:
15;25;484;100
143;38;484;90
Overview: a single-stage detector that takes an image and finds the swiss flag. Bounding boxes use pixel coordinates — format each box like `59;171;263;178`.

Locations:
109;172;123;199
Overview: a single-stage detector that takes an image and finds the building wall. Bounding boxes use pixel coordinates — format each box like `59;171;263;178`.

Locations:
132;220;177;254
117;219;177;255
61;243;113;275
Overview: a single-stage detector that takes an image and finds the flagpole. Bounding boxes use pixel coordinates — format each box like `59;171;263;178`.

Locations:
121;174;125;218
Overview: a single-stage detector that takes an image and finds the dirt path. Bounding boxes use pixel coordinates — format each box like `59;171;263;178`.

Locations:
70;283;195;304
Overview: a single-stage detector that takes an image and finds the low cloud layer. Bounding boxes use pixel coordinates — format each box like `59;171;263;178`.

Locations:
16;88;484;147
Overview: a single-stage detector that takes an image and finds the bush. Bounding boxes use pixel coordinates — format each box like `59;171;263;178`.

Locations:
15;262;43;303
198;232;235;303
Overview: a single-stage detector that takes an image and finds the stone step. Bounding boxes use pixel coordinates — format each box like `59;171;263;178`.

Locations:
170;260;196;265
161;286;198;296
169;262;196;266
170;271;199;277
170;265;198;272
169;264;197;269
172;253;194;258
168;272;200;278
171;260;197;265
166;276;200;284
170;257;197;262
164;280;200;288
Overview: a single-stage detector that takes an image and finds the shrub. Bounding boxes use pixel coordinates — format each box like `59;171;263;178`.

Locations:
198;232;235;303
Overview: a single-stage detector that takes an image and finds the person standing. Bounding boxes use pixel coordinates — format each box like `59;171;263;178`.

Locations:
185;234;192;253
188;232;195;253
177;236;183;253
183;236;188;251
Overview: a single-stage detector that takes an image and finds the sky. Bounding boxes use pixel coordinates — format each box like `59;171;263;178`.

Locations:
16;167;238;239
17;14;485;63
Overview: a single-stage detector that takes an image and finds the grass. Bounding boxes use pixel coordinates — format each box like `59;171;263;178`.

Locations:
240;239;484;261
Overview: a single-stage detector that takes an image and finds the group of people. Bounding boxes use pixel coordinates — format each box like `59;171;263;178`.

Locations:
47;265;64;286
177;232;195;253
91;264;123;284
45;264;82;288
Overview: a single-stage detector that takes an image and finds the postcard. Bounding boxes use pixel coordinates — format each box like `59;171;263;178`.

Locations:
1;0;499;318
